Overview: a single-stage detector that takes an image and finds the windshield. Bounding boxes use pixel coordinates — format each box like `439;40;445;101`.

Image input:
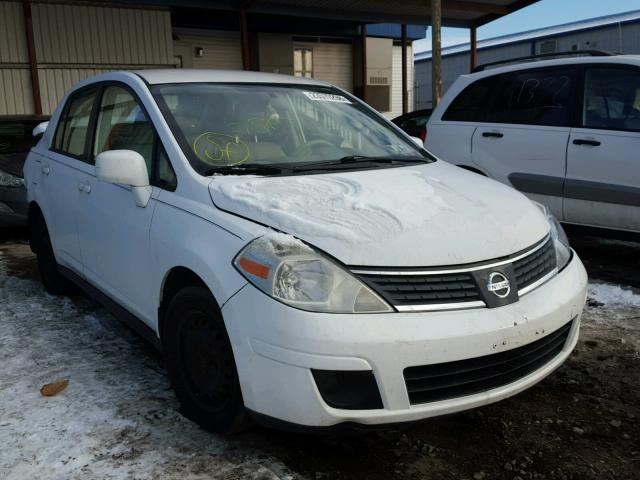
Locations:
151;83;431;175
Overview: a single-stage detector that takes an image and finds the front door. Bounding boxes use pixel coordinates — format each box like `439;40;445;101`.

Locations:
76;84;174;325
565;66;640;232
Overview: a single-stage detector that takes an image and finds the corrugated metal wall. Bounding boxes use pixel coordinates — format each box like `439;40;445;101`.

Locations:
0;1;174;115
32;3;172;66
34;3;173;114
174;29;243;70
0;1;33;114
387;44;413;119
293;41;354;92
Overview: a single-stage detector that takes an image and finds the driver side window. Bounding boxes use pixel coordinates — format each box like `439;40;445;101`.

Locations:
93;85;176;190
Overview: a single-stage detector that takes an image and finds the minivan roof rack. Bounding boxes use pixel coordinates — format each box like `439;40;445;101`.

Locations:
472;50;616;73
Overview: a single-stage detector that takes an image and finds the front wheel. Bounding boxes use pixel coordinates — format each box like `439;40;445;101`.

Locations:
163;286;249;434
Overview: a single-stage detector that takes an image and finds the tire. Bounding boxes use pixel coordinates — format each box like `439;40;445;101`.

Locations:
163;285;250;434
31;214;77;295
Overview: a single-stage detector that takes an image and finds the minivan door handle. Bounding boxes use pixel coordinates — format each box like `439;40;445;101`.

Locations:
78;181;91;194
573;138;600;147
41;165;50;175
482;131;503;138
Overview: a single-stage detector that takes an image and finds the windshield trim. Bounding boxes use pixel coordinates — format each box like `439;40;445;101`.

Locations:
150;82;435;177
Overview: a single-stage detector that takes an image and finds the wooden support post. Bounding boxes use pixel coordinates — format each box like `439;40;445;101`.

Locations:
470;25;477;72
22;0;42;114
239;8;251;70
361;24;367;103
431;0;442;108
401;24;408;114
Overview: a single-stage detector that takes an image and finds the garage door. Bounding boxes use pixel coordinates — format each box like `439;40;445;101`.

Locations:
293;41;353;92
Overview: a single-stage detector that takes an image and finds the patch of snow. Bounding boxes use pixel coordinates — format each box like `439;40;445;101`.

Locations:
217;170;453;247
0;256;299;480
588;282;640;308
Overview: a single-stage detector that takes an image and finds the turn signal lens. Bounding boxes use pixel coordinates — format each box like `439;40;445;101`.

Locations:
238;257;270;279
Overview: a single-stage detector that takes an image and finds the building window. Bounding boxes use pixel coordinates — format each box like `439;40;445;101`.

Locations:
294;48;313;78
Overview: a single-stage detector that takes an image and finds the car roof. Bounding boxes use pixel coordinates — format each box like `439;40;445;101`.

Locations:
133;69;331;86
468;54;640;80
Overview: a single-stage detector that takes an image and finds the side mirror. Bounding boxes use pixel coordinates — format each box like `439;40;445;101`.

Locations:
95;150;152;207
410;136;424;147
32;121;48;138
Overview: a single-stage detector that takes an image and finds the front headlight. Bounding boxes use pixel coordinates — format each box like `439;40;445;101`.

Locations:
533;202;571;271
233;233;393;313
0;169;24;188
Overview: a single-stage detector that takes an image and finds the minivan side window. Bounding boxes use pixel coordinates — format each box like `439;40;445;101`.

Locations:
93;85;176;190
486;68;575;127
583;68;640;132
53;88;99;158
442;77;493;122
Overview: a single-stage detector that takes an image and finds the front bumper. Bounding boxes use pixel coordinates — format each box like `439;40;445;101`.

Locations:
222;253;587;428
0;185;27;226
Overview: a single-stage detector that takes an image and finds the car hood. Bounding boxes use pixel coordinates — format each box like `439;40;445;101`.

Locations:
208;161;550;267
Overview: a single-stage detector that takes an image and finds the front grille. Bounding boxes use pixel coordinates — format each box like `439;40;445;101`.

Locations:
403;321;573;405
351;234;558;312
358;272;482;307
513;237;556;290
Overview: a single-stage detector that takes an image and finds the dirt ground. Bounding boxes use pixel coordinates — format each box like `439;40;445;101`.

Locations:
0;228;638;480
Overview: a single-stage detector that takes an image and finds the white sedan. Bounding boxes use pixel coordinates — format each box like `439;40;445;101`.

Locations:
24;69;587;433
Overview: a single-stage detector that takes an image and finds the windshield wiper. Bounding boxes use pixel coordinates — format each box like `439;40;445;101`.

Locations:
291;155;429;172
205;163;291;176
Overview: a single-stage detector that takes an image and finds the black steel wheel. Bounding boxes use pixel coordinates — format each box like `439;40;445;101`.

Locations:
163;285;249;434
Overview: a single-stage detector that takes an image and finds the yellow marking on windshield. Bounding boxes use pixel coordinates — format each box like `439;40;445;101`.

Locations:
192;132;251;166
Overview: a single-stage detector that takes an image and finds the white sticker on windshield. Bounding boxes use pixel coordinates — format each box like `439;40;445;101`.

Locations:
303;91;351;103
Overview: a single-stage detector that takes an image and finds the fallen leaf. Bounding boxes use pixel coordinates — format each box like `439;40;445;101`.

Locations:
40;379;69;397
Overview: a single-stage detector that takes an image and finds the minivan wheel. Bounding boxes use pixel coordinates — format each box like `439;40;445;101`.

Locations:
163;286;250;434
32;215;77;295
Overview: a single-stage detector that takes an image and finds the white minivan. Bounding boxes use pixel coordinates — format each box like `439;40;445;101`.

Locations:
426;54;640;235
25;70;587;433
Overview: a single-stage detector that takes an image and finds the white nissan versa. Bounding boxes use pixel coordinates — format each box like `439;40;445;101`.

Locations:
25;70;587;433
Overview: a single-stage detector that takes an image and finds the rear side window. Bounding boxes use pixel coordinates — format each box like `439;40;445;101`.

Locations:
486;68;575;127
54;88;98;158
583;68;640;132
442;77;493;122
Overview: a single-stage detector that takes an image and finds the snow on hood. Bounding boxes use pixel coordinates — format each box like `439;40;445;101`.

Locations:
209;161;550;267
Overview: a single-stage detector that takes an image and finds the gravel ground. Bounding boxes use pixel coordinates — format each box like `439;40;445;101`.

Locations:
0;230;638;480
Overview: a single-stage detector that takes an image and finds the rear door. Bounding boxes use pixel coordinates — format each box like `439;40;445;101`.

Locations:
39;87;100;272
471;67;577;219
565;65;640;232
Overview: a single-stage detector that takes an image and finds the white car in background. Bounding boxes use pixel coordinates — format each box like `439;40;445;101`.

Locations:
426;53;640;235
24;70;586;433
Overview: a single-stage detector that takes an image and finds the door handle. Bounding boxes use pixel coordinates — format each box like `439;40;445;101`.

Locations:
573;138;600;147
482;131;504;138
78;181;91;194
41;165;50;175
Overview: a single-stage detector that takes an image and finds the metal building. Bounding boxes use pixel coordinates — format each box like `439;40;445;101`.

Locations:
0;1;540;119
0;0;427;118
414;9;640;109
